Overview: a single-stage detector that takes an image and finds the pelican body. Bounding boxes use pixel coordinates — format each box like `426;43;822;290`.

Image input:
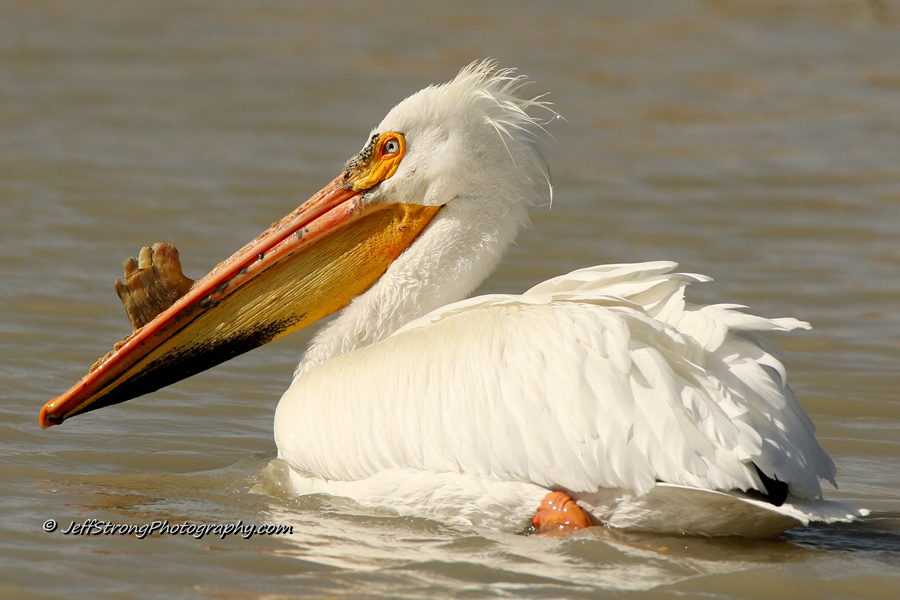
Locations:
41;62;865;536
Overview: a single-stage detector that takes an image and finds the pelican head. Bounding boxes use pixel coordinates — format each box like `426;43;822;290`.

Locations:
40;61;552;426
359;62;551;213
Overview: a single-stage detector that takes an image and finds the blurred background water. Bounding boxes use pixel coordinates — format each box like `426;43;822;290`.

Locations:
1;1;899;598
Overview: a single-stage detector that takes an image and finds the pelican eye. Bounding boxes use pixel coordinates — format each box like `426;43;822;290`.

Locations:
348;132;405;191
381;136;401;156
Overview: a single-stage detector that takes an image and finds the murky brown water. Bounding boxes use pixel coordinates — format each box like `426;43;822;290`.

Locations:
2;1;899;598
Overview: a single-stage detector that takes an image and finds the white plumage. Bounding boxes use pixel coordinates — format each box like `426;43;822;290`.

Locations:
273;62;865;535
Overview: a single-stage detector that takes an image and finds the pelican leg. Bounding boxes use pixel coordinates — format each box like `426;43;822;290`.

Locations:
531;491;591;536
114;242;195;331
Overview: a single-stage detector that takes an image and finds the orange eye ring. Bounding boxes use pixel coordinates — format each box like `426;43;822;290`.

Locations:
377;133;405;158
346;132;406;191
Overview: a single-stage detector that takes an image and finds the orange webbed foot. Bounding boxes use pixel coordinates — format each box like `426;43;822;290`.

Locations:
531;491;591;536
115;242;195;330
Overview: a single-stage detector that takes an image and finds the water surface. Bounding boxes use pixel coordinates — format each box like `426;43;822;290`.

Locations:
2;1;899;598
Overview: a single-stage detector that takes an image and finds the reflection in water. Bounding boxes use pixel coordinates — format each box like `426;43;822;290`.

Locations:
5;0;900;598
254;459;888;595
24;446;900;598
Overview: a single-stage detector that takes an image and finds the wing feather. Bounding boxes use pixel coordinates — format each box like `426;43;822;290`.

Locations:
275;262;834;503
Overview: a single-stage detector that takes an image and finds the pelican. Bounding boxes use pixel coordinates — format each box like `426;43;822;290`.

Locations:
41;61;866;536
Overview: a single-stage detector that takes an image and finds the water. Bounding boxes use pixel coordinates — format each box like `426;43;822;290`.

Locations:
2;1;899;597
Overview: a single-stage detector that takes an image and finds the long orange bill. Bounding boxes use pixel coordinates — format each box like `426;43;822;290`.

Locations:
41;131;439;427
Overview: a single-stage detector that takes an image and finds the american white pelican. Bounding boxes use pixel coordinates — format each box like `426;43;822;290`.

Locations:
41;61;866;536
